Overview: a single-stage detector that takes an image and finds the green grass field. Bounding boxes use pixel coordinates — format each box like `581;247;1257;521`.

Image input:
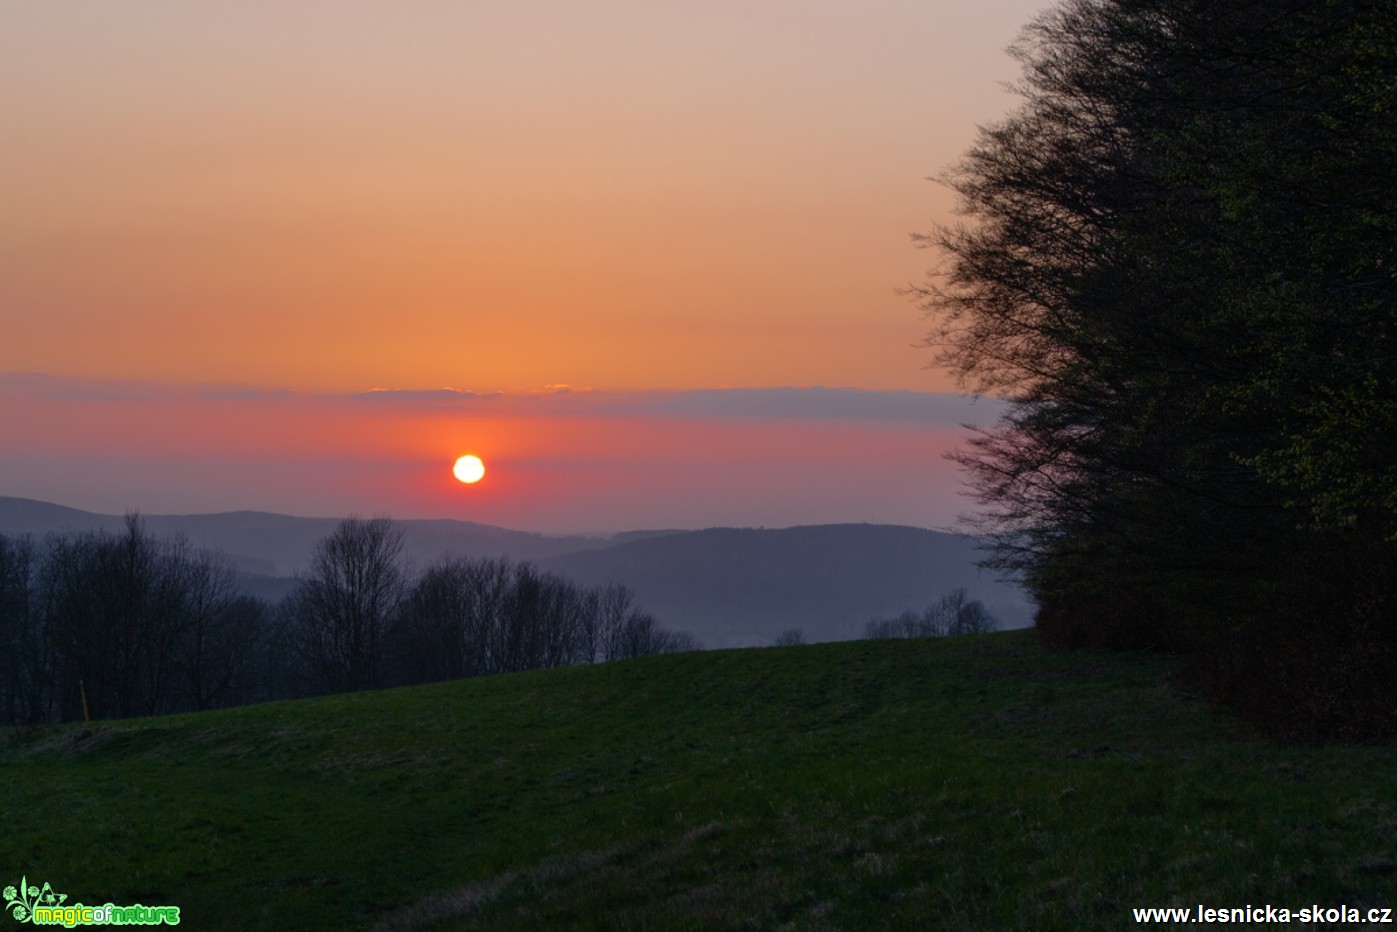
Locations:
4;630;1395;929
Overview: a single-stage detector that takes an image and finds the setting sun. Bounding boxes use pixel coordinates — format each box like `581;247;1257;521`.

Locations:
452;454;486;485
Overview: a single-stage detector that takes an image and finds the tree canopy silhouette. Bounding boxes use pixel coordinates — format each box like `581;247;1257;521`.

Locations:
916;0;1397;737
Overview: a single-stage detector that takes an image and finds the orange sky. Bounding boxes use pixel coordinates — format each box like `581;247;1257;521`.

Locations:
2;1;1041;391
1;2;1041;528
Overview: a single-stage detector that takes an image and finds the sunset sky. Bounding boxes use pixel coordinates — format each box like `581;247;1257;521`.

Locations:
2;1;1041;533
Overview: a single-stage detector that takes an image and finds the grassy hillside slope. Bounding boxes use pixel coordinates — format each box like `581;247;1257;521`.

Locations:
3;631;1394;930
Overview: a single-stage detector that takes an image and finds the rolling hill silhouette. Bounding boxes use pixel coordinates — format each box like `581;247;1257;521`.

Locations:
0;497;1031;647
541;524;1029;645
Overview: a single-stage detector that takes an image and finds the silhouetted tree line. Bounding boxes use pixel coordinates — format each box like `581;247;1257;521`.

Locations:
863;589;998;640
917;0;1397;737
0;516;699;725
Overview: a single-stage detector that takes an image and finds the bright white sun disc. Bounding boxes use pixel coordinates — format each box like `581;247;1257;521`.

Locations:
453;454;486;484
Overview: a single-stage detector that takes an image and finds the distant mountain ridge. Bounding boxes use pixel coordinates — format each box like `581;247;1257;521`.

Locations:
0;496;610;575
0;497;1032;647
540;524;1030;646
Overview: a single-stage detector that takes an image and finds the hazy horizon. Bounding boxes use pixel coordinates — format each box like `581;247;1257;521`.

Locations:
0;488;979;539
1;378;1004;534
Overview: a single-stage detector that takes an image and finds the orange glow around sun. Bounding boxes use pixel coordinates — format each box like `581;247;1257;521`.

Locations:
452;454;486;484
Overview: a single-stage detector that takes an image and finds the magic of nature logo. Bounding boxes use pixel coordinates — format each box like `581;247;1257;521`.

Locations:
4;877;179;926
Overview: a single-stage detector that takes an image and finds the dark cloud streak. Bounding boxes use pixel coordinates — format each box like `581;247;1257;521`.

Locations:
1;372;1005;426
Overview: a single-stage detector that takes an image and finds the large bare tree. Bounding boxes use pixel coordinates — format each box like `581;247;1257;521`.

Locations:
288;515;405;693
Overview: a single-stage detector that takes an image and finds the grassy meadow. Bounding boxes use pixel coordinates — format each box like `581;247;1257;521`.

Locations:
3;630;1395;929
